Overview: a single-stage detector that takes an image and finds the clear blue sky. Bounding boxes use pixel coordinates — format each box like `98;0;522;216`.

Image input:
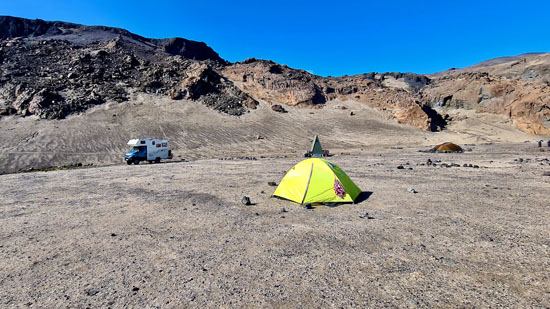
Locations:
2;0;550;76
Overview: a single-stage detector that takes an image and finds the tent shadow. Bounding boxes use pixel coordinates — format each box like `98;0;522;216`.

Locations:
354;191;373;204
322;191;373;208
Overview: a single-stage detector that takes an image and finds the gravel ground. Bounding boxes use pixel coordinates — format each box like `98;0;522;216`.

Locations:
1;144;549;307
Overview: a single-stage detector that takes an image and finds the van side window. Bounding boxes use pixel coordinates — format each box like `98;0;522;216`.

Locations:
152;141;155;145
140;141;145;145
157;144;161;148
162;143;167;147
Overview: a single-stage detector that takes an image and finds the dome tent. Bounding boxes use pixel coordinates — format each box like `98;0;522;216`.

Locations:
272;158;361;205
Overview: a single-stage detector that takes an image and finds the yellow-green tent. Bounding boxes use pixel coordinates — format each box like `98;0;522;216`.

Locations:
273;158;361;205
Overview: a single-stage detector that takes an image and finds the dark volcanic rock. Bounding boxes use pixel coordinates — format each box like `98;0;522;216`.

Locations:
270;104;287;113
0;16;224;62
241;196;251;205
0;16;59;39
0;16;255;118
158;37;226;63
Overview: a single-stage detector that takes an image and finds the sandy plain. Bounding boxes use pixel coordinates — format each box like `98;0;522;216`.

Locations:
1;95;550;307
1;142;549;307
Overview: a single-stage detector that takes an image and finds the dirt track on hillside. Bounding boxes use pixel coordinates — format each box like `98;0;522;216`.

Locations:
1;144;549;307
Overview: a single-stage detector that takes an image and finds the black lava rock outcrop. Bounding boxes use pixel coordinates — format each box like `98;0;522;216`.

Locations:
0;16;255;118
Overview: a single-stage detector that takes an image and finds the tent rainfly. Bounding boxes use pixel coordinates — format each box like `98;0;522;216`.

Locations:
310;135;323;158
272;158;361;205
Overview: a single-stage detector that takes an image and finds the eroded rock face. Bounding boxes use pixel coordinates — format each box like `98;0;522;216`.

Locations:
222;58;441;130
177;63;258;114
221;53;550;134
424;71;550;134
223;59;326;107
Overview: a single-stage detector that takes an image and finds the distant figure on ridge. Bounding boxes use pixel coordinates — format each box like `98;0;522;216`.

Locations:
538;140;543;147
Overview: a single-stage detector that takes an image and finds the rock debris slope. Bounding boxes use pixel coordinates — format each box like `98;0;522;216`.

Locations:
0;16;257;118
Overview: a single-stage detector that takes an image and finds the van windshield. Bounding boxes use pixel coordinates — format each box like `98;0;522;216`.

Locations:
130;146;146;153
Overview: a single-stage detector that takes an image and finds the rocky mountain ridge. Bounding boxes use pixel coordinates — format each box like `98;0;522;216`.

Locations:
1;16;549;134
0;16;256;119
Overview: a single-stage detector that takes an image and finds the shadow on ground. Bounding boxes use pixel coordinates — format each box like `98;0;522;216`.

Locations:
354;191;373;204
322;191;373;208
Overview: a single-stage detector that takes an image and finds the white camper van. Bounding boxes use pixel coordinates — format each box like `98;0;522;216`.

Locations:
125;138;173;165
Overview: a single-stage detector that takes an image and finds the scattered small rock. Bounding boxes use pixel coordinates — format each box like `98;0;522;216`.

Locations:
270;104;287;113
281;208;287;213
359;212;375;219
241;196;251;205
407;188;417;194
543;171;550;176
350;112;355;116
132;286;139;292
267;181;277;186
86;289;99;296
302;203;313;209
397;165;405;169
110;233;117;237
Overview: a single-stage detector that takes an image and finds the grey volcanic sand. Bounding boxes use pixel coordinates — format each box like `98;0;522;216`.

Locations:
1;144;549;307
0;94;537;175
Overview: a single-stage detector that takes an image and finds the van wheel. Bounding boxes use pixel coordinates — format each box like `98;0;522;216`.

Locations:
134;160;140;165
126;160;132;165
155;157;161;163
148;160;153;164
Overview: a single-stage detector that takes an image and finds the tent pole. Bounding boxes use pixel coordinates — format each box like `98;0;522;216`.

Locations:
301;162;314;205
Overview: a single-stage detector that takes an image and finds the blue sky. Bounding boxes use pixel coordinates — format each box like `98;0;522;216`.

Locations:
2;0;550;76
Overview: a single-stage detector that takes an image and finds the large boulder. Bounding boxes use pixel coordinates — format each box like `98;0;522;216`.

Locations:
432;142;463;153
